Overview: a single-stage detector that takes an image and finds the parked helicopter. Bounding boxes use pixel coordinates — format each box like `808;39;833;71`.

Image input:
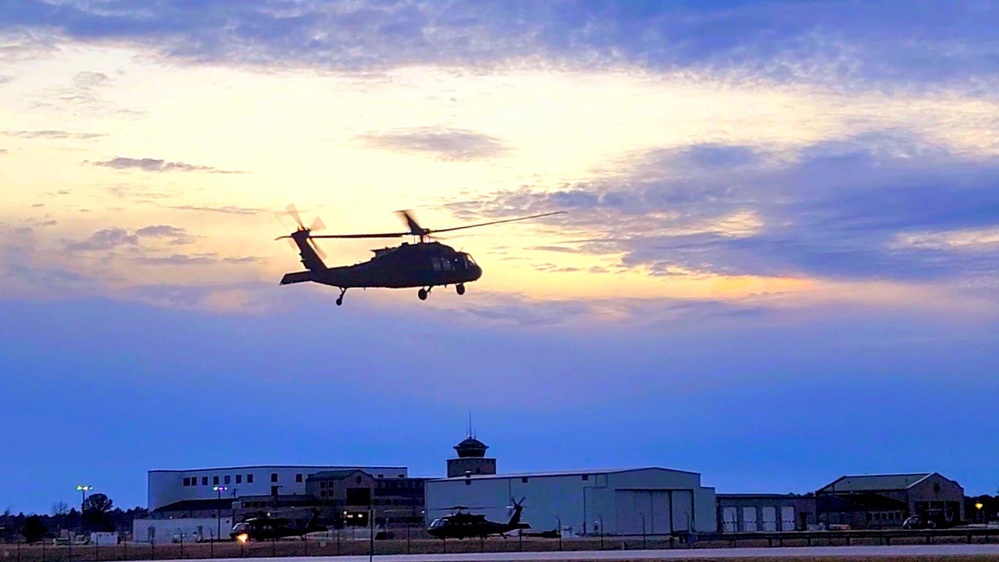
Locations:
230;509;326;542
426;497;529;539
277;206;564;305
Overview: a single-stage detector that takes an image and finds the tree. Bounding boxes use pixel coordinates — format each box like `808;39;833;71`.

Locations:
84;493;113;514
22;515;47;543
52;502;69;516
83;493;115;532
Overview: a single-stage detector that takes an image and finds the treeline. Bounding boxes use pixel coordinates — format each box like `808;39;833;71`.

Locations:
0;494;147;543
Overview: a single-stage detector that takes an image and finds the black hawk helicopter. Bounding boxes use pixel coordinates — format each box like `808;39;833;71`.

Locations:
277;206;563;306
426;497;530;539
229;509;326;542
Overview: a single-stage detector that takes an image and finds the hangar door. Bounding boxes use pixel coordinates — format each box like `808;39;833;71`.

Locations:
614;490;693;535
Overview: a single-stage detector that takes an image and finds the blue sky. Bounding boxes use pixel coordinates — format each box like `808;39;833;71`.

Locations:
0;0;997;514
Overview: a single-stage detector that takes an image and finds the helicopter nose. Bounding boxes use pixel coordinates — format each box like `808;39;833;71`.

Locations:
472;264;482;280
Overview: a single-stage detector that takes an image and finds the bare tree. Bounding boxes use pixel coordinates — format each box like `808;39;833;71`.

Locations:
52;502;69;516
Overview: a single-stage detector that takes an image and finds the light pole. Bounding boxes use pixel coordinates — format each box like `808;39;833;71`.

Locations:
213;486;228;541
77;485;92;534
976;502;984;524
556;516;562;551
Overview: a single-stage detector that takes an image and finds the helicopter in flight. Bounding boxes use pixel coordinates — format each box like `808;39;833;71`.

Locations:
230;509;326;542
426;497;529;540
277;206;563;306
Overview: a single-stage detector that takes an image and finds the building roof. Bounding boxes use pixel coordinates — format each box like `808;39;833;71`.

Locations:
820;492;909;512
307;469;367;481
150;465;407;474
818;473;933;493
152;499;233;514
427;466;698;482
454;437;489;458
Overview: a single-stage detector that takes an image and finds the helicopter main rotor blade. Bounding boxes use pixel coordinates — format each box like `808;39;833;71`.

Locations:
428;211;565;235
285;204;305;229
309;231;411;239
396;209;427;236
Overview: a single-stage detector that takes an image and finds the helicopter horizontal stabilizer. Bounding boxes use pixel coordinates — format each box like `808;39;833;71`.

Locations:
280;271;312;285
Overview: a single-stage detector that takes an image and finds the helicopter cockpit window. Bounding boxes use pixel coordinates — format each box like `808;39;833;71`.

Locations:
465;254;477;265
429;518;445;529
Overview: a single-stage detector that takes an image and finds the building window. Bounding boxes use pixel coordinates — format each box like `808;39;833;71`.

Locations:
465;480;471;486
225;475;231;484
320;491;326;498
521;477;529;484
582;475;589;481
236;475;242;484
271;473;278;483
213;476;219;485
320;481;326;489
202;477;208;486
183;477;190;486
271;486;279;495
247;474;254;484
296;473;303;483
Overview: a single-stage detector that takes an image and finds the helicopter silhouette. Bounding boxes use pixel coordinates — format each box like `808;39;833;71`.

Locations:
426;497;530;539
229;509;326;542
277;206;564;306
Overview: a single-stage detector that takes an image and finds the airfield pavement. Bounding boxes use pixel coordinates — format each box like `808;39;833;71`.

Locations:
7;542;999;562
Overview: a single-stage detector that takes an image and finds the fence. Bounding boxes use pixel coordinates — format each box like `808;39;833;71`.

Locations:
4;527;999;561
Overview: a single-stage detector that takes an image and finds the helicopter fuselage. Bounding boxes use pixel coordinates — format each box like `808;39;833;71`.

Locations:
280;241;482;304
316;242;482;289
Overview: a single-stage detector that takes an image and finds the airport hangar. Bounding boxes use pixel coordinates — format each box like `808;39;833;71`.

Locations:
423;436;717;536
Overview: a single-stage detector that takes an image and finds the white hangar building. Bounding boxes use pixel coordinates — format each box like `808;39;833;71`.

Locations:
148;464;408;511
425;437;717;536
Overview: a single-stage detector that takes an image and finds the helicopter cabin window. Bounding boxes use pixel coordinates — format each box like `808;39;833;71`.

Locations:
441;258;452;271
431;257;442;271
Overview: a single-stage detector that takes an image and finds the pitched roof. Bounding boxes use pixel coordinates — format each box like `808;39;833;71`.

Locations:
818;473;932;493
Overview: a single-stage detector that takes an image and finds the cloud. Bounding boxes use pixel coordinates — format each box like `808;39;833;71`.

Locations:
64;225;195;252
89;157;243;174
5;130;107;140
357;128;510;161
0;75;12;85
168;204;267;216
133;253;261;266
450;137;999;286
2;1;996;91
134;225;195;245
64;228;139;251
0;148;7;155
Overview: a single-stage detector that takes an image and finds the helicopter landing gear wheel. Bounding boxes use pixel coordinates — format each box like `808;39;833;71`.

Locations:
336;288;346;306
418;288;429;301
456;283;466;296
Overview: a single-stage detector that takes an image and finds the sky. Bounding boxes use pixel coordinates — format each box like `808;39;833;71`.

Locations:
0;0;997;514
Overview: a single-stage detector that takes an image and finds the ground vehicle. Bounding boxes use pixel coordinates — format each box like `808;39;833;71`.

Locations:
902;515;937;529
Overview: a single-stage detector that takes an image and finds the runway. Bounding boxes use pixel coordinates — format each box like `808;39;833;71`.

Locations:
156;543;999;561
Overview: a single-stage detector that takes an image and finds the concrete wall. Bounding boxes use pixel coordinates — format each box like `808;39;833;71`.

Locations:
717;495;817;532
909;473;965;522
149;466;407;511
132;517;233;543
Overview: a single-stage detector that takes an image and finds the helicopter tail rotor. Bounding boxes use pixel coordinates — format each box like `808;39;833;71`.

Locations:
276;204;328;268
